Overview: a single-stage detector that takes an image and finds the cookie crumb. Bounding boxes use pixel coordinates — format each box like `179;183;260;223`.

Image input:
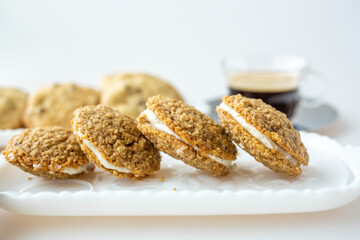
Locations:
160;177;165;182
28;177;33;180
173;187;176;191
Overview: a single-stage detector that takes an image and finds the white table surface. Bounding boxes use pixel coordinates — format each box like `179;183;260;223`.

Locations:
1;0;360;239
0;198;360;240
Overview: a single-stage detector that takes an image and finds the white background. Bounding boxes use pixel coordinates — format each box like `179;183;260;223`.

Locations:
1;0;360;145
1;1;360;239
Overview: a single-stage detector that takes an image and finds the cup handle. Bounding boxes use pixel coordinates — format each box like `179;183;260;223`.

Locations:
299;69;324;108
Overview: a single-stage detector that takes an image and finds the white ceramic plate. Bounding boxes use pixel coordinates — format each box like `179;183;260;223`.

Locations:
0;130;359;216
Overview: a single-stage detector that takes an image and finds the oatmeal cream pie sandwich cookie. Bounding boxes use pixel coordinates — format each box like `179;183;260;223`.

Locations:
72;105;161;180
217;94;309;176
137;96;237;177
2;126;94;179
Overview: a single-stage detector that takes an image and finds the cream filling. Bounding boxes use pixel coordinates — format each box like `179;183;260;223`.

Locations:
143;109;183;141
61;164;90;175
219;102;298;166
74;131;131;174
143;109;233;168
32;162;91;175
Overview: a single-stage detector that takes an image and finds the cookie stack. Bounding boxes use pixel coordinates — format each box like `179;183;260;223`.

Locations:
1;73;182;179
136;95;308;177
1;75;309;180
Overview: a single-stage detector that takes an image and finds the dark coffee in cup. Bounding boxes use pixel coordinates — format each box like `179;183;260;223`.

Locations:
228;72;300;118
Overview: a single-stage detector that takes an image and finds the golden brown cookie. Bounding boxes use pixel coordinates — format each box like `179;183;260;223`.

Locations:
0;87;27;129
2;126;94;179
72;105;161;180
137;96;237;177
23;83;99;128
100;73;183;118
216;94;309;176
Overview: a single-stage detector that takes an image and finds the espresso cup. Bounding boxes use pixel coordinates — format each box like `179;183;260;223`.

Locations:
221;55;323;119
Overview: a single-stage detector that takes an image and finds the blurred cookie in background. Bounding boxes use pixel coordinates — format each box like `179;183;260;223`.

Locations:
0;87;27;129
23;83;99;129
100;73;183;118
